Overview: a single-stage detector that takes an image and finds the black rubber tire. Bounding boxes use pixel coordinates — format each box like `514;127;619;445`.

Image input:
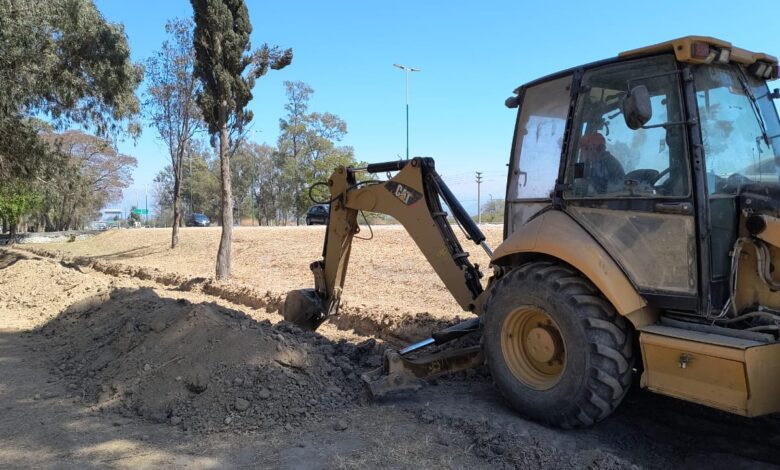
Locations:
483;261;634;428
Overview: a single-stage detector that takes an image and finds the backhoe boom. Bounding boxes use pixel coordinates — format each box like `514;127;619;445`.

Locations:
283;157;489;329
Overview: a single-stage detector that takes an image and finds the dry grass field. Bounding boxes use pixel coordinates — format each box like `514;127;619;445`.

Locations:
35;225;504;320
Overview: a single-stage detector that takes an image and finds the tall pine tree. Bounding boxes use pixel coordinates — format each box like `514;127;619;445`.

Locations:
190;0;292;279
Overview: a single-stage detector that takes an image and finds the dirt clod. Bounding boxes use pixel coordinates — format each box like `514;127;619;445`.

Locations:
333;419;348;431
234;398;250;412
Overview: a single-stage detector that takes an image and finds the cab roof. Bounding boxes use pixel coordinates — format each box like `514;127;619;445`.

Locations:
619;35;778;67
513;36;777;95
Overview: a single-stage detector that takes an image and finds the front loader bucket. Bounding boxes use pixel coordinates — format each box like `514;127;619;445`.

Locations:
282;288;326;331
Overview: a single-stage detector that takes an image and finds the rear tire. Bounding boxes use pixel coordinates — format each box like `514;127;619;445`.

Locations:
483;261;634;428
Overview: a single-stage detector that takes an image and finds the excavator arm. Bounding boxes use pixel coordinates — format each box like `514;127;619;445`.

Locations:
283;157;490;330
282;158;492;395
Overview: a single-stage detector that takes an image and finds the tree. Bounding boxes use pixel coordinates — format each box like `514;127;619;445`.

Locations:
145;18;203;248
154;141;220;224
0;0;142;179
276;81;356;222
128;206;142;226
230;140;269;224
0;183;42;243
191;0;292;279
477;198;504;223
37;130;137;231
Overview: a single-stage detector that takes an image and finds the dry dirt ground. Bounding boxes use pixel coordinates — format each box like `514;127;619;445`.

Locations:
1;227;779;468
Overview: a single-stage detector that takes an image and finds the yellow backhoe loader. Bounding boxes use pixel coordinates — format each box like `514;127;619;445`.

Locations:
284;36;780;428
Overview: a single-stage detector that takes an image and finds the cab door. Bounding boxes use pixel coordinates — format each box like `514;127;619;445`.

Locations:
692;64;780;308
561;55;698;308
505;75;572;235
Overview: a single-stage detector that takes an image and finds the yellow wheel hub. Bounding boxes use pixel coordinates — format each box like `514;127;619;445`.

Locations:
501;307;565;390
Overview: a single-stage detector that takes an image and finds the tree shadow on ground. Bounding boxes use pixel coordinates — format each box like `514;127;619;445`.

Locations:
79;244;168;261
0;286;384;468
0;249;33;270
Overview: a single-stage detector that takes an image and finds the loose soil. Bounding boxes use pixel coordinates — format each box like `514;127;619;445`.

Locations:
2;229;780;468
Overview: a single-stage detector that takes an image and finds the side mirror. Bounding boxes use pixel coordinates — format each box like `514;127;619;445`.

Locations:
622;85;652;130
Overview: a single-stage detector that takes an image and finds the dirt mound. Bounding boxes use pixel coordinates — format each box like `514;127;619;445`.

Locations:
35;287;383;433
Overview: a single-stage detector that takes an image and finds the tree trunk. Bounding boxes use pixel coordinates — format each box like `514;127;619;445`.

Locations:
8;222;16;245
171;175;181;249
215;118;233;280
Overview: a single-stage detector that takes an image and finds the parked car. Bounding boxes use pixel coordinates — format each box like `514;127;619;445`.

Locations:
305;204;329;225
185;213;211;227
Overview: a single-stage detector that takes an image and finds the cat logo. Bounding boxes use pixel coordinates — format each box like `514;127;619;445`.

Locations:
384;181;422;206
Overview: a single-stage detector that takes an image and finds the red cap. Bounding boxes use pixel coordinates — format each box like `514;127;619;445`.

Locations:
581;133;606;147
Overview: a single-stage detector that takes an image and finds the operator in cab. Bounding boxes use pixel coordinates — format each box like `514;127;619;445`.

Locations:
579;132;625;194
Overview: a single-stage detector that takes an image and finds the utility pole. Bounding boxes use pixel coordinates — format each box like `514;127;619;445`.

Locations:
393;64;421;159
144;183;148;226
475;171;483;225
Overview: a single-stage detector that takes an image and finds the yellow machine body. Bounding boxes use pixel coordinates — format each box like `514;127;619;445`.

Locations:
639;325;780;416
287;36;780;424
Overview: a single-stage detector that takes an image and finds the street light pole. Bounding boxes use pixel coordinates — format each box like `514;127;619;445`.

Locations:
393;63;421;159
189;152;193;215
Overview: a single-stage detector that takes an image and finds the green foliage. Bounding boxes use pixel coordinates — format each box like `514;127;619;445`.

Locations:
0;118;50;179
476;198;505;223
276;81;358;221
36;130;137;231
190;0;292;139
152;78;359;226
0;0;142;181
0;183;43;234
128;206;141;225
154;140;220;222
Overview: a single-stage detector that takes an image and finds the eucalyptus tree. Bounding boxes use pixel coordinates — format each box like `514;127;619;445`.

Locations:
0;0;142;177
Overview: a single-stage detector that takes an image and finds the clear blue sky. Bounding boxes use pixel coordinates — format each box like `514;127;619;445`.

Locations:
95;0;780;215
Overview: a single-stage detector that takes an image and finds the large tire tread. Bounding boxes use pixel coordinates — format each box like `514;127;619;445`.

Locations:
484;261;634;429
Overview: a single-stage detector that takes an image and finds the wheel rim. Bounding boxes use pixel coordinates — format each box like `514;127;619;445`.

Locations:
501;306;566;390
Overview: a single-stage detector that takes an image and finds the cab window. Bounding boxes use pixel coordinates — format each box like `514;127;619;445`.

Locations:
694;64;780;194
508;75;572;200
564;55;689;198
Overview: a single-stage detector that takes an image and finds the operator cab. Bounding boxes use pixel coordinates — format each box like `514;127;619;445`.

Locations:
505;36;780;316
